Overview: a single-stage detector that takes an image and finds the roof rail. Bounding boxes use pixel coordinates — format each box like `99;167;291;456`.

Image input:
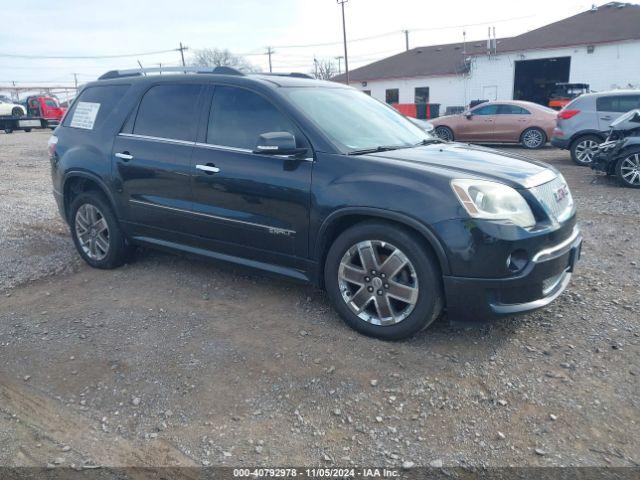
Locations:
260;72;315;79
98;65;245;80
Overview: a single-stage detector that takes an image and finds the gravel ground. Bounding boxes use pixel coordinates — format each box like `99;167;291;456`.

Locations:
0;131;638;470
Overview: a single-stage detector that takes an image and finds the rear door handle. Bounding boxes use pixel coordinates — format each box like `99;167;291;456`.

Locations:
196;164;220;174
600;116;612;120
115;152;133;161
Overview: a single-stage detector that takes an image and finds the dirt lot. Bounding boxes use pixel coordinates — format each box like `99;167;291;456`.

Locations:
0;130;638;471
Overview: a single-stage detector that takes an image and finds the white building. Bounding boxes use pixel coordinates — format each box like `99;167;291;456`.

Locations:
334;2;640;115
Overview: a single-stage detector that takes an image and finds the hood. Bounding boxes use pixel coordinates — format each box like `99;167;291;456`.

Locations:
364;142;557;189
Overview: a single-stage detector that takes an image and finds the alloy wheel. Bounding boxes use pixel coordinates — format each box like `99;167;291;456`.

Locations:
75;204;110;261
620;153;640;186
522;129;544;148
575;139;599;164
435;127;453;142
338;240;419;326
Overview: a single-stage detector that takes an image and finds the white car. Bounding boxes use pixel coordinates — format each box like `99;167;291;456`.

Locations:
0;99;26;117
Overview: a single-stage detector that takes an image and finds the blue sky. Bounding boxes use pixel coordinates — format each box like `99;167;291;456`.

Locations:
0;0;596;90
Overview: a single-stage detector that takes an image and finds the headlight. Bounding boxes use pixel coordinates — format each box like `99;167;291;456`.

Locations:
450;179;536;228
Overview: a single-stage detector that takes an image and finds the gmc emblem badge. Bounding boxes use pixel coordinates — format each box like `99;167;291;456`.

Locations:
554;184;569;203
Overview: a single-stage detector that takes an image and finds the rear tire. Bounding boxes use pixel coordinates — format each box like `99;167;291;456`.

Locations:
520;127;546;149
69;192;133;269
434;126;454;142
324;221;443;340
570;134;602;166
11;107;24;117
616;150;640;189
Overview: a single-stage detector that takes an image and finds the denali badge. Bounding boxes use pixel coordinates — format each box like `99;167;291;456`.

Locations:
554;184;569;203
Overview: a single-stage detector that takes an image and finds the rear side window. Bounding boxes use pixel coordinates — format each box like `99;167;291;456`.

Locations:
498;105;530;115
133;84;202;141
63;85;129;129
597;95;640;113
207;86;303;150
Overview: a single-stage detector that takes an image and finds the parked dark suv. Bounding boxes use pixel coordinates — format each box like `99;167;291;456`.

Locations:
49;67;582;340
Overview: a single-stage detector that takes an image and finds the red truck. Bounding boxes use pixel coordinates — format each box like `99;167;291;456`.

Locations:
25;95;67;128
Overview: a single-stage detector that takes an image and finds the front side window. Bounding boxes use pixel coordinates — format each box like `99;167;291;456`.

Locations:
282;87;428;153
414;87;429;104
134;84;202;141
385;89;399;104
207;86;300;150
473;104;499;116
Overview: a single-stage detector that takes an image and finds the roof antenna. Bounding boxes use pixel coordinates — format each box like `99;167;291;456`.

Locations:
463;30;466;55
137;60;146;76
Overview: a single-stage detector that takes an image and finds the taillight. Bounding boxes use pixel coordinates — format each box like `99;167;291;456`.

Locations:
557;109;580;120
48;135;58;158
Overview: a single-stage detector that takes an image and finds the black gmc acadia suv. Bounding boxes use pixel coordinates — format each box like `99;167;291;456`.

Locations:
49;67;582;340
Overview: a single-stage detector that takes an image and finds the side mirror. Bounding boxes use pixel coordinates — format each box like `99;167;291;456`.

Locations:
631;111;640;123
253;131;307;156
464;111;473;119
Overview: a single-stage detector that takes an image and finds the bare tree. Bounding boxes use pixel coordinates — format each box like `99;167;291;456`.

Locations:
311;58;338;80
192;48;260;73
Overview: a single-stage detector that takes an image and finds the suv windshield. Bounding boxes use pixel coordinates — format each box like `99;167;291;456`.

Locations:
283;87;429;153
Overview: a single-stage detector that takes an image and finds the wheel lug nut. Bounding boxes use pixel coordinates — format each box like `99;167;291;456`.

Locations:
377;290;383;295
364;276;371;282
367;286;374;293
380;273;386;278
384;283;389;289
371;270;377;275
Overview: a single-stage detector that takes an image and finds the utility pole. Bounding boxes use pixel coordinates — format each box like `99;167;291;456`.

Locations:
337;0;349;84
313;56;319;79
178;42;188;70
137;60;146;75
403;30;410;51
72;73;78;90
335;55;344;75
266;47;274;73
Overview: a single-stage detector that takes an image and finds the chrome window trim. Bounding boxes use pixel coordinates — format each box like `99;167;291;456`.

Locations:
129;199;295;234
194;141;313;162
532;226;580;262
118;133;195;146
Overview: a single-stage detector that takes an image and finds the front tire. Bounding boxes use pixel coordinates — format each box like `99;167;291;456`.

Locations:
521;127;546;149
570;135;602;166
616;150;640;188
69;193;132;269
434;126;454;142
324;221;443;340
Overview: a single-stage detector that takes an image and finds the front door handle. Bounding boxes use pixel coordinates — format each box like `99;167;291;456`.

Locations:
196;164;220;174
115;152;133;161
600;116;612;120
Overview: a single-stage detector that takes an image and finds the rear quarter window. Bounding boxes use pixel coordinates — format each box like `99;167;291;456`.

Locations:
63;84;130;130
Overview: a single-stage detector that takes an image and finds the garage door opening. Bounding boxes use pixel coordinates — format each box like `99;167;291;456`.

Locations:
513;57;570;106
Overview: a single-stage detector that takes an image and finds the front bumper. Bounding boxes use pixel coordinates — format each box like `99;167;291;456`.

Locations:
443;226;582;323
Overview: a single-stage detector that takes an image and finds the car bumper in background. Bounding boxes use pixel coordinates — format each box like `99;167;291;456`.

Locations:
443;226;582;323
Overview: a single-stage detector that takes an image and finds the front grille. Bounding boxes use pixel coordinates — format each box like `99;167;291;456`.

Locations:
530;176;574;223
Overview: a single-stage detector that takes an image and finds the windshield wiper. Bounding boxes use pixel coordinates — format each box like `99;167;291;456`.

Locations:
414;138;443;146
347;145;410;155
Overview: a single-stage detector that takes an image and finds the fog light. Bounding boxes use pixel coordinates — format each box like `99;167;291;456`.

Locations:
506;249;528;273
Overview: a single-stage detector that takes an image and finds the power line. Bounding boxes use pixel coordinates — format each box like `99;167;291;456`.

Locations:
0;48;180;60
269;13;535;49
